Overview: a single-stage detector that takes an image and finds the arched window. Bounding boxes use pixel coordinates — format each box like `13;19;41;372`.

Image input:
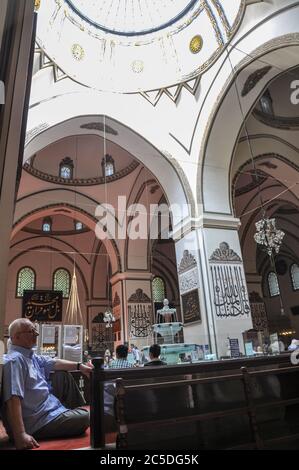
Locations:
101;154;115;177
75;221;83;231
59;157;74;179
17;267;35;297
268;272;280;297
53;268;70;298
291;264;299;291
260;90;274;115
42;217;52;232
152;277;165;303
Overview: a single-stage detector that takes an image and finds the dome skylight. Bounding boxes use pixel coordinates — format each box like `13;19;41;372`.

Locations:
65;0;198;36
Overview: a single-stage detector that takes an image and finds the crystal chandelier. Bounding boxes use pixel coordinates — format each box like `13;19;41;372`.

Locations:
103;309;115;328
254;217;285;256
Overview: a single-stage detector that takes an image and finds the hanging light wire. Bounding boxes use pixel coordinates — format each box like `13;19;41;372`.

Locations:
65;134;84;325
225;46;287;316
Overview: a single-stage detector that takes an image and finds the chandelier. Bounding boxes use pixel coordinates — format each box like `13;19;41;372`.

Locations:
254;217;285;257
103;309;115;328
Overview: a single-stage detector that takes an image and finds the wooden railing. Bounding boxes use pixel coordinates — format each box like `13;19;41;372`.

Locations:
90;354;299;449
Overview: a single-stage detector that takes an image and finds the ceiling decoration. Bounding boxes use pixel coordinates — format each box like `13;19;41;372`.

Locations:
235;170;268;197
65;0;199;36
35;45;68;82
253;108;299;130
25;122;50;145
140;75;201;106
35;0;245;93
189;35;203;54
23;160;139;186
34;42;200;106
80;122;118;135
258;161;278;170
34;0;41;11
241;65;272;97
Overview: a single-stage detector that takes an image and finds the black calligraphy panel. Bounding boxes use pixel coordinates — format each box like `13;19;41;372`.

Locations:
181;289;201;324
22;290;62;322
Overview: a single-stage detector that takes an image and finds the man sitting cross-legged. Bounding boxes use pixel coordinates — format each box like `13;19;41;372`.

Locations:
2;318;93;450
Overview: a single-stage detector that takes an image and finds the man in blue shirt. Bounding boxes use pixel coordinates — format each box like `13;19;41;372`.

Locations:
3;318;93;450
109;344;133;368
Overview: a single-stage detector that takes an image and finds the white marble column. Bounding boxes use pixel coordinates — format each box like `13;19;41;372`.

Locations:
200;217;253;357
175;230;214;355
174;216;253;358
111;271;153;349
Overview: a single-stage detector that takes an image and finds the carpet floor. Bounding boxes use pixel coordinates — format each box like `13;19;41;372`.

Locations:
0;421;115;450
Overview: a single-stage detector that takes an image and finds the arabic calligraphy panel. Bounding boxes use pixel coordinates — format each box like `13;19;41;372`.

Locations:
210;265;250;318
181;289;201;324
22;290;63;322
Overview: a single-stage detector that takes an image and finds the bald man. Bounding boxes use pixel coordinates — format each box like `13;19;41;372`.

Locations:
3;318;92;450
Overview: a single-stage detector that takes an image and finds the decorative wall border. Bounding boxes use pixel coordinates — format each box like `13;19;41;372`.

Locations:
24;159;139;186
253;108;299;130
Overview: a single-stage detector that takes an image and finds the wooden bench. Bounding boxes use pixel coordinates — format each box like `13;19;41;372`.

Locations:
90;354;299;450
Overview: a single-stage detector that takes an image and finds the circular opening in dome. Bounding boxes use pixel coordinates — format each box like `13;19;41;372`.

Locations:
65;0;198;36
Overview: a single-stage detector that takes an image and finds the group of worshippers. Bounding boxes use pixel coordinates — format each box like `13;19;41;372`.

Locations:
104;343;166;368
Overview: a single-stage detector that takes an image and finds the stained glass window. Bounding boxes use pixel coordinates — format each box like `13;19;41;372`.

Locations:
102;154;115;177
53;268;70;298
105;162;114;177
260;90;273;115
291;264;299;291
268;272;280;297
60;165;72;179
75;221;83;231
152;277;165;303
42;217;52;232
17;267;35;297
59;157;74;179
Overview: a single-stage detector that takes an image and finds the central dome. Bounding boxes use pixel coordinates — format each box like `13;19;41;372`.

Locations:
36;0;245;92
65;0;198;36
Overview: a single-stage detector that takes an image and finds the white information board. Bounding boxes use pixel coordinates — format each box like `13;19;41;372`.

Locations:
62;325;83;363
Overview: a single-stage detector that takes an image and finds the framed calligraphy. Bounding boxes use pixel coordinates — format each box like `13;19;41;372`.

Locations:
22;290;63;322
181;289;201;324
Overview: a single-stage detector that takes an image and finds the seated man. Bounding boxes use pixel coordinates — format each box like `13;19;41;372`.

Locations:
2;318;93;450
288;339;299;351
109;344;133;369
144;344;167;366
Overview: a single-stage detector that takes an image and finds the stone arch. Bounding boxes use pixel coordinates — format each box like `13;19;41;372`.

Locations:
197;8;299;215
25;114;195;224
12;202;122;275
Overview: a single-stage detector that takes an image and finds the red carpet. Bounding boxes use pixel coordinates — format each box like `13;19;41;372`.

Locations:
0;421;115;450
33;427;92;450
34;428;116;450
